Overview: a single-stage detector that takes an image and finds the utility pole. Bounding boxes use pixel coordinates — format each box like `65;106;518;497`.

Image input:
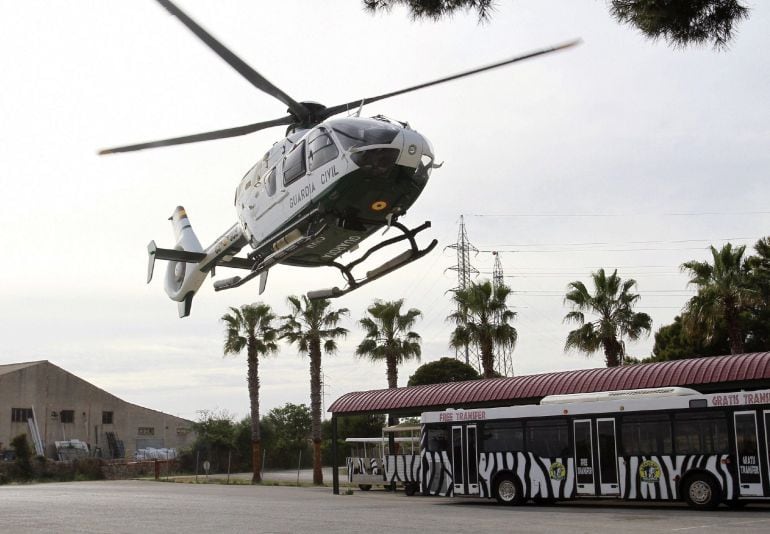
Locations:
492;251;514;376
446;215;480;370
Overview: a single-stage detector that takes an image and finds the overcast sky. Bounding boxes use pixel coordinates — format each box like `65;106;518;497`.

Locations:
1;1;768;422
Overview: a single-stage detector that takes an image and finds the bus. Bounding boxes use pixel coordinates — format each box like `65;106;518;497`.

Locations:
346;423;421;494
419;386;770;509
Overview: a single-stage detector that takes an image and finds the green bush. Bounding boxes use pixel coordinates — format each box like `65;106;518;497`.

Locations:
10;434;33;481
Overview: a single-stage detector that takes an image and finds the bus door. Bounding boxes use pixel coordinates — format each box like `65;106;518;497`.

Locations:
734;411;763;496
596;418;620;496
451;424;479;495
573;419;595;495
765;410;770;492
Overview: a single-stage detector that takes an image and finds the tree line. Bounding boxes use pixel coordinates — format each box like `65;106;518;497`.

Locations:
184;404;385;477
219;236;769;485
221;286;517;485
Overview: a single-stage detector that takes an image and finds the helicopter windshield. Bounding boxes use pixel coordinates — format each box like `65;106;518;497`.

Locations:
329;118;400;151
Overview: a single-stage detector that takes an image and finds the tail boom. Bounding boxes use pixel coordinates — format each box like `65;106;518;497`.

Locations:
148;206;248;317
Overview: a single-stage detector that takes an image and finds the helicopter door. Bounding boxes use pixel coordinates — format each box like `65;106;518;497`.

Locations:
306;128;341;197
281;141;312;220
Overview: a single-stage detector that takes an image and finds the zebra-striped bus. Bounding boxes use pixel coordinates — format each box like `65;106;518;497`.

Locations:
419;386;770;509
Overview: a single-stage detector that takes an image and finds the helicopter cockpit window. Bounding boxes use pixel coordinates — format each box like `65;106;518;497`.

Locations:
283;141;306;186
330;118;400;151
265;168;277;196
307;129;339;172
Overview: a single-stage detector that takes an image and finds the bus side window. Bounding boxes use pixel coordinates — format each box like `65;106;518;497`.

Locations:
526;420;569;458
482;422;523;452
621;415;672;455
426;427;449;452
673;412;729;454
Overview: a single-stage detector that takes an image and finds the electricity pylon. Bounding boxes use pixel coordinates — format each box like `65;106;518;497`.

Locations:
446;215;480;370
492;251;514;376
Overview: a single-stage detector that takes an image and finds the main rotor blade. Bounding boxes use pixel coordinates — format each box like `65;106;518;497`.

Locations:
98;115;294;155
322;39;581;119
155;0;309;121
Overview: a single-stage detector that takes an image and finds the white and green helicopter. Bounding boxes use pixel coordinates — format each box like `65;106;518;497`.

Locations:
100;0;578;318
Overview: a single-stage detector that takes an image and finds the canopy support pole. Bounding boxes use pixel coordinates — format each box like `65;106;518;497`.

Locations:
331;414;339;494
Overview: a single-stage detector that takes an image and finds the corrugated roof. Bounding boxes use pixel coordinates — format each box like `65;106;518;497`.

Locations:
328;352;770;415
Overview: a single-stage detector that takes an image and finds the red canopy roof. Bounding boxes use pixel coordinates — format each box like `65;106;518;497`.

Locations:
328;352;770;416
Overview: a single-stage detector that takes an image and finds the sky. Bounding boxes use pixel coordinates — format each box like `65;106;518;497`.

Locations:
1;1;768;422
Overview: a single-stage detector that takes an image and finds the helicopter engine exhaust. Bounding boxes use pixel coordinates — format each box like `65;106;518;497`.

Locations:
164;206;207;317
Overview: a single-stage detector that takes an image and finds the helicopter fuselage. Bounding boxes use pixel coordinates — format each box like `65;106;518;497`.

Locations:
234;115;435;267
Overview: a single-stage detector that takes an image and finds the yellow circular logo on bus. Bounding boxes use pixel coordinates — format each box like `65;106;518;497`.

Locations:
549;461;566;481
639;460;661;483
370;200;388;211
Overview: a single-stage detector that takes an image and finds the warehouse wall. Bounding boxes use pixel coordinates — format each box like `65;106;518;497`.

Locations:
0;361;194;458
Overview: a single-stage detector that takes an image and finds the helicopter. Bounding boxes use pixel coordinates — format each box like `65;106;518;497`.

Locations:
100;0;579;318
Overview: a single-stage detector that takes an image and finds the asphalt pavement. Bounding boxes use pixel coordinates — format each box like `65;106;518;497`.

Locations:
2;480;769;533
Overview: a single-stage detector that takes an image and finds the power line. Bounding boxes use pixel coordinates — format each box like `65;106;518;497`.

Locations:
466;211;770;218
483;246;722;253
477;237;759;248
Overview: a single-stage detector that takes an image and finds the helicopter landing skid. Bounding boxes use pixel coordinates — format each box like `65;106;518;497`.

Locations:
213;222;327;292
307;221;437;300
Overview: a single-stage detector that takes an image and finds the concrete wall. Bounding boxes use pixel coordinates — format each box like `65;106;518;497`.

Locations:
0;361;194;458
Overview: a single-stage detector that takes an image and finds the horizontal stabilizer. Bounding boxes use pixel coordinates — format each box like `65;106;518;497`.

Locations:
153;244;207;263
147;240;207;284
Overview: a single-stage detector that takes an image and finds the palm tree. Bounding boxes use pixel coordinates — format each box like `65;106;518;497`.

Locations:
448;280;518;378
747;237;770;294
356;299;422;389
681;243;759;355
280;296;348;485
222;303;278;483
563;269;652;367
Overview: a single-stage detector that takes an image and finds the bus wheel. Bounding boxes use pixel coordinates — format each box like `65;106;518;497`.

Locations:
358;484;372;491
494;474;524;506
683;474;721;510
405;483;418;496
